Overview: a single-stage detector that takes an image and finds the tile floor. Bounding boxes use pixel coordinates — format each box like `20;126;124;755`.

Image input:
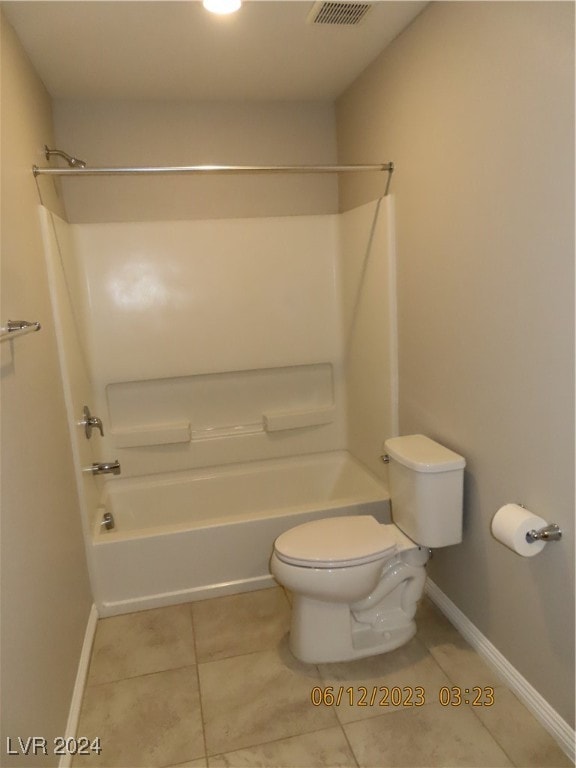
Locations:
73;588;572;768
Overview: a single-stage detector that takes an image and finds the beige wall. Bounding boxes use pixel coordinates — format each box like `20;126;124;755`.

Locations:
53;100;338;223
1;13;93;765
337;1;574;726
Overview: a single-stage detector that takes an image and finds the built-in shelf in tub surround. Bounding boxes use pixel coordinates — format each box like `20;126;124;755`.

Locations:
103;364;344;474
111;408;336;448
191;423;263;441
112;422;191;448
263;406;335;432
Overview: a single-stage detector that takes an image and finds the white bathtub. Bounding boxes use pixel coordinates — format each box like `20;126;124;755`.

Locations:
91;450;390;616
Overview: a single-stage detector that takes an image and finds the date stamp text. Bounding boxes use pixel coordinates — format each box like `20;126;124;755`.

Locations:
310;685;495;708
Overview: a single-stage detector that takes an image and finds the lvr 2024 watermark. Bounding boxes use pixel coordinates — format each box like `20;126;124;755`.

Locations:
6;736;102;756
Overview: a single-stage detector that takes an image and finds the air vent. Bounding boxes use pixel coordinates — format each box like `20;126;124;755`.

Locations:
308;1;372;26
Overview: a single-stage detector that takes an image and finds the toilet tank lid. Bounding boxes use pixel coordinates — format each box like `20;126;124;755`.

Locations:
384;434;466;473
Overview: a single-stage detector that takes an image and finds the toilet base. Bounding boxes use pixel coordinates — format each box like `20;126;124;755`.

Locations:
288;594;417;663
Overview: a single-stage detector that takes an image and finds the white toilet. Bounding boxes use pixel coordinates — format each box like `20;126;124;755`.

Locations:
270;434;465;663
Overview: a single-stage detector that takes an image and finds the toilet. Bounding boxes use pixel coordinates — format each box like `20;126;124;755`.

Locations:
270;434;465;663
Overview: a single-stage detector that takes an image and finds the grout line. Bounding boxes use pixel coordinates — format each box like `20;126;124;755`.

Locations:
461;686;521;768
189;602;209;763
196;643;299;667
85;662;201;689
206;722;353;762
339;722;361;768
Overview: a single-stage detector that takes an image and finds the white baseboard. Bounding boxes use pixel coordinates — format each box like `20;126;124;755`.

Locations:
59;604;99;768
425;579;575;764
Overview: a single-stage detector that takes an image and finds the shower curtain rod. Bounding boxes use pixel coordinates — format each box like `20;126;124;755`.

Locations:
33;162;394;177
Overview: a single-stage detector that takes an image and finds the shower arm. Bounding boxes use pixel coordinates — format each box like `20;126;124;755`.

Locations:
44;145;87;168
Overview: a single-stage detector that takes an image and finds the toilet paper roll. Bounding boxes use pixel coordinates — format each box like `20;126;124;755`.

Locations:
491;504;548;557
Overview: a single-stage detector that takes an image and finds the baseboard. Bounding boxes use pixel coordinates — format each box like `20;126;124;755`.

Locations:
425;579;575;763
59;604;99;768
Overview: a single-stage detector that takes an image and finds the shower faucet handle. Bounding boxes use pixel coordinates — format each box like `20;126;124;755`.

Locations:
81;405;104;439
91;460;121;476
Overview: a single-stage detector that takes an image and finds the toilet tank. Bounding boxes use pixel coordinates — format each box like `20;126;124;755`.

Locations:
384;435;466;548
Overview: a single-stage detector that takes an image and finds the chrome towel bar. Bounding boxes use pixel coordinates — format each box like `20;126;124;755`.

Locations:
0;320;41;343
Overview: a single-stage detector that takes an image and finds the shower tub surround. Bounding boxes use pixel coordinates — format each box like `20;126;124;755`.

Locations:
93;450;390;616
41;200;396;615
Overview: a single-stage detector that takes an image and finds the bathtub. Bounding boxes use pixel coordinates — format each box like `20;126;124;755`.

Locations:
90;450;390;616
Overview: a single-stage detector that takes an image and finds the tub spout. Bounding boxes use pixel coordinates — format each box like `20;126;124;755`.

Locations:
92;460;121;476
101;512;115;530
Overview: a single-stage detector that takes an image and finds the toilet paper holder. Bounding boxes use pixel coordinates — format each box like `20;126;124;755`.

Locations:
525;523;562;543
516;504;563;543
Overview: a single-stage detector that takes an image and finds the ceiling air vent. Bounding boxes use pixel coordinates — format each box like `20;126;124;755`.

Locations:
307;1;372;26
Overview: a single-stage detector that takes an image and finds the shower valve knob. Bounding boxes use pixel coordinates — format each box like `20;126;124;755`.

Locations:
82;405;104;439
91;460;121;476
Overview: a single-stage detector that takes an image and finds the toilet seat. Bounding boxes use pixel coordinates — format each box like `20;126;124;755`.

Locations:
274;515;397;568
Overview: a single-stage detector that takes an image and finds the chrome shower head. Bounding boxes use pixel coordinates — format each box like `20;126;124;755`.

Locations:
68;155;87;168
44;145;86;169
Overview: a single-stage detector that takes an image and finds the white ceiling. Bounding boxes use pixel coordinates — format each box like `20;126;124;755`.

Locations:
2;1;427;101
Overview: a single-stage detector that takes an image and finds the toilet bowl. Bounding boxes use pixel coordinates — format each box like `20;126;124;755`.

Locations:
271;515;429;662
271;435;466;663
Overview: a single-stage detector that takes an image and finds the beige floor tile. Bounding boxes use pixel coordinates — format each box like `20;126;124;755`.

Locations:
416;596;465;649
192;587;290;663
318;636;452;724
74;667;204;768
207;726;357;767
416;597;503;688
471;686;573;767
428;637;504;689
75;591;569;768
199;643;338;755
87;604;196;685
344;702;514;767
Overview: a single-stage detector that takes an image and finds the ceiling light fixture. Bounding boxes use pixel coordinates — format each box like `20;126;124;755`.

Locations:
202;0;242;15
